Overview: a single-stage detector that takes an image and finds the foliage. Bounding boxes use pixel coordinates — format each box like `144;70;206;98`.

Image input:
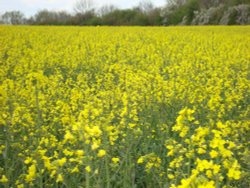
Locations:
164;0;199;25
0;26;250;188
0;0;250;25
163;0;250;25
220;4;250;25
33;10;72;25
0;11;25;25
191;5;226;25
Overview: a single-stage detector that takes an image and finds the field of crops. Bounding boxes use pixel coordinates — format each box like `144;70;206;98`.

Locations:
0;26;249;188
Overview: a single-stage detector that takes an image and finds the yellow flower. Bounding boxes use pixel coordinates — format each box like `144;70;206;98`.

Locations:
24;157;33;164
196;159;213;172
145;162;154;170
89;126;102;137
63;149;74;156
167;149;174;156
170;184;177;188
227;168;241;180
220;148;232;158
112;157;120;164
97;149;106;158
42;156;52;171
178;178;191;188
212;164;220;174
197;180;215;188
56;174;63;183
128;123;136;128
206;170;213;178
25;164;36;183
17;184;24;188
180;127;189;137
137;157;144;164
71;166;79;173
64;131;74;141
0;175;8;183
75;150;84;156
91;142;100;150
57;157;67;166
209;150;218;158
50;170;57;178
197;148;206;154
168;174;175;179
223;159;230;168
85;165;91;173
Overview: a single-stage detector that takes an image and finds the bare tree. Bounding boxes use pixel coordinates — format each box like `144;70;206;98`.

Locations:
138;0;154;14
74;0;94;14
1;11;25;25
98;4;117;17
33;10;72;25
0;14;3;24
166;0;187;6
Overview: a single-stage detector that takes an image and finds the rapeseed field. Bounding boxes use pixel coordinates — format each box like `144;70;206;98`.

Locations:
0;26;249;188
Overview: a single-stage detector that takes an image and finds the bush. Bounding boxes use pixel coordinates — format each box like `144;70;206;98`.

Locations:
162;0;250;25
220;4;250;25
164;0;200;25
191;5;225;25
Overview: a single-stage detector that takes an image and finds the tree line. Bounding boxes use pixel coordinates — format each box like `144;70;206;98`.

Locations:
0;0;249;26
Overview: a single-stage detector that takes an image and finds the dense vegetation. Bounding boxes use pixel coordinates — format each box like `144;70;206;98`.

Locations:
0;0;249;25
0;26;249;187
163;0;250;25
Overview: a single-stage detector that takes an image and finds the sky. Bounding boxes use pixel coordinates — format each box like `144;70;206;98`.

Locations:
0;0;166;17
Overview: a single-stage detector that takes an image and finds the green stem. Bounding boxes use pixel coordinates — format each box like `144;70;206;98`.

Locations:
85;171;90;188
105;156;110;188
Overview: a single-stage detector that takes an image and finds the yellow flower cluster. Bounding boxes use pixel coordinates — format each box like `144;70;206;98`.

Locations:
0;26;249;187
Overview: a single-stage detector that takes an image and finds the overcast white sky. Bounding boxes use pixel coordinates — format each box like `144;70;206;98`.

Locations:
0;0;166;17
